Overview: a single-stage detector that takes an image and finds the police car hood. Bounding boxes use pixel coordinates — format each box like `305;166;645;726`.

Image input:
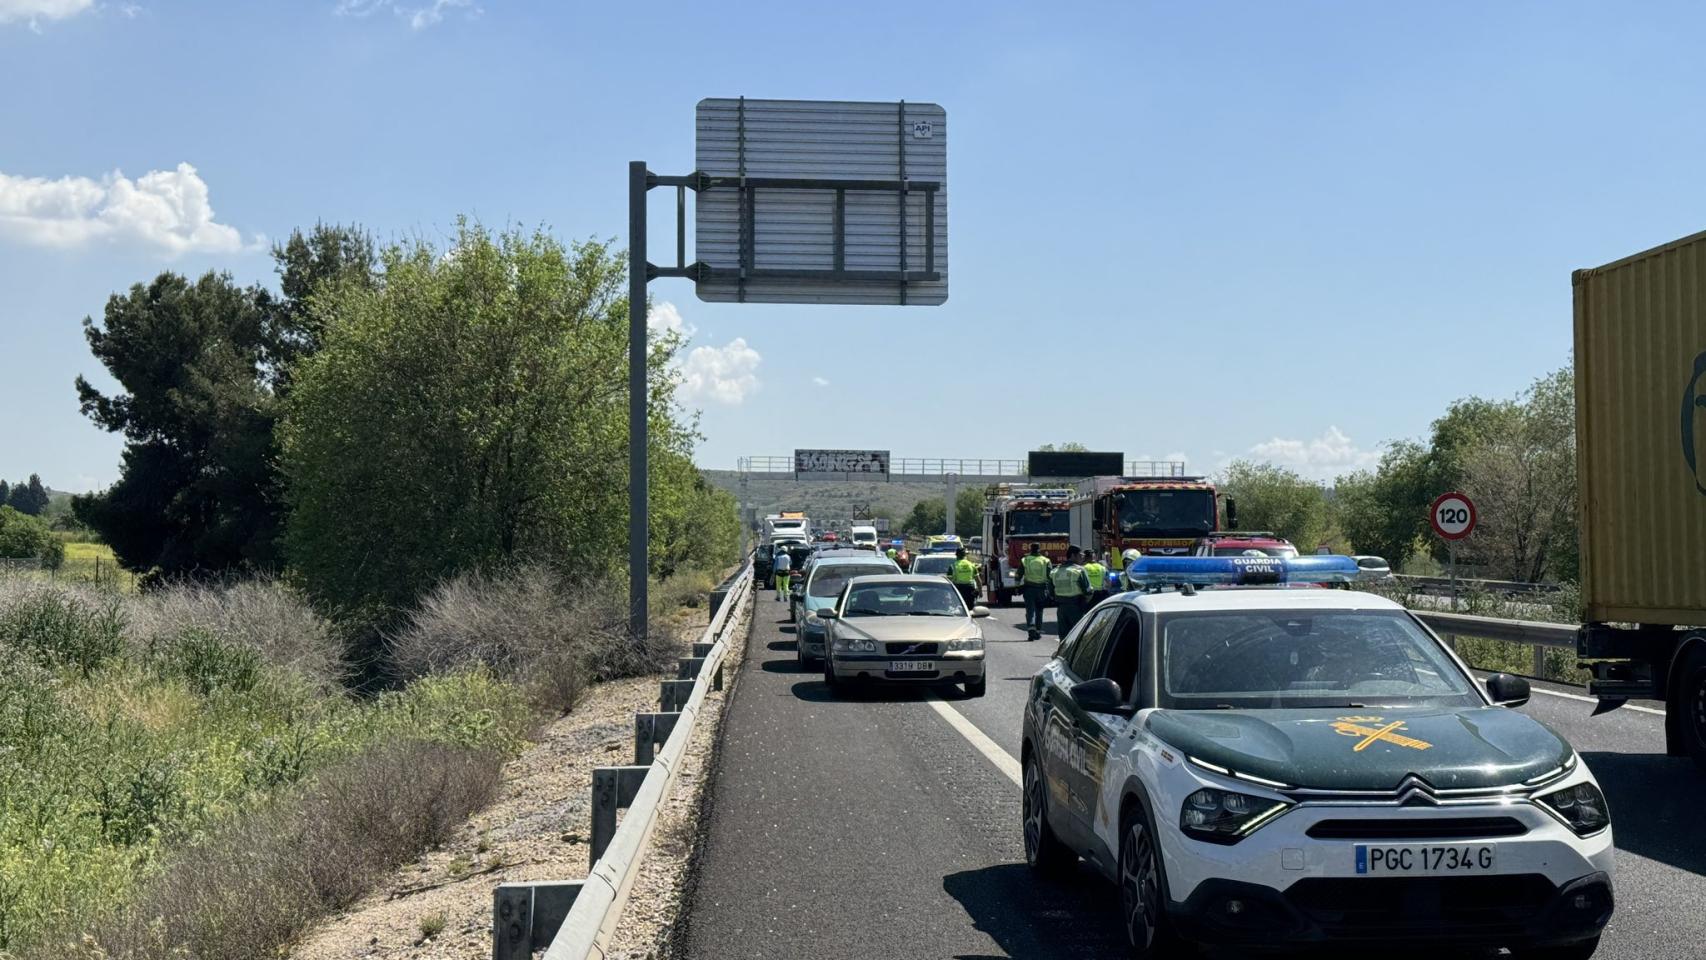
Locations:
1145;706;1571;792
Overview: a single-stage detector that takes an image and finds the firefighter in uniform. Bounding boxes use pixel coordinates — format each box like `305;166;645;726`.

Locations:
949;547;980;609
1050;545;1092;639
1018;542;1052;641
1083;551;1109;604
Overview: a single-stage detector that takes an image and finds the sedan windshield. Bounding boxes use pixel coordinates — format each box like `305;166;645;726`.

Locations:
843;582;967;617
808;564;896;598
1160;610;1480;710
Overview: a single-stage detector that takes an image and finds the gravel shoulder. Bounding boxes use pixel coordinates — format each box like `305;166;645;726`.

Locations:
290;593;749;960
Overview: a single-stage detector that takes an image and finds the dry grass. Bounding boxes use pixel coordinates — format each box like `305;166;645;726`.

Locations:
127;579;345;689
33;740;502;960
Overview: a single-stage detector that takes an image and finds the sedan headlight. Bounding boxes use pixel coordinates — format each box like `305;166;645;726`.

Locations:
1179;788;1290;845
945;636;984;652
1537;782;1610;836
831;635;876;653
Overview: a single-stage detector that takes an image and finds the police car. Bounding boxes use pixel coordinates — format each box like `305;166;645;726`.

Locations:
1021;556;1613;959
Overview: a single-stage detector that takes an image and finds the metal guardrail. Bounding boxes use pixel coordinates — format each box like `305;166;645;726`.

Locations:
1411;610;1577;680
492;559;753;960
1394;574;1559;598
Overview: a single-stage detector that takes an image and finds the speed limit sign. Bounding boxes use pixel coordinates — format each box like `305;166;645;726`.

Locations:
1430;492;1477;541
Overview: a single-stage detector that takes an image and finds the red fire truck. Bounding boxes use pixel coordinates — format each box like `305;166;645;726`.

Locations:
1067;476;1226;573
981;486;1073;606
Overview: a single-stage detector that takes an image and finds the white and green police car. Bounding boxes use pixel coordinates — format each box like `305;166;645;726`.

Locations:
1021;555;1613;959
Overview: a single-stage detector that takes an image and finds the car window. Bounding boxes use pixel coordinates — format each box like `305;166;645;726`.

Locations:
843;582;966;617
808;564;898;598
1098;612;1142;697
1160;610;1481;709
911;556;954;576
1066;608;1118;678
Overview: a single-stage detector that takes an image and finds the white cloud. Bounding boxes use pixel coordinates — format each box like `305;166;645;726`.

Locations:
811;376;829;387
678;338;761;405
0;0;93;26
647;301;694;338
0;163;259;256
335;0;478;30
1248;425;1380;480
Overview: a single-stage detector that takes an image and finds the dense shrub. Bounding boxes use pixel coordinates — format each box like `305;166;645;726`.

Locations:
127;579;343;688
0;581;125;675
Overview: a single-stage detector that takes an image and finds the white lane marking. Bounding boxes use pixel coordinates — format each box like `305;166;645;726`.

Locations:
926;696;1023;786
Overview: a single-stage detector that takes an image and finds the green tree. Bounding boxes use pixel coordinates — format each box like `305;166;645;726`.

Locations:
1218;460;1332;550
281;221;702;633
0;506;52;560
902;498;946;536
1459;367;1577;581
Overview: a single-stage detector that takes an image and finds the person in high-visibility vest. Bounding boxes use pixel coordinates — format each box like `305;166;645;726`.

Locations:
1050;545;1092;639
886;546;899;562
1083;551;1109;604
949;547;980;609
1017;542;1052;641
773;546;793;602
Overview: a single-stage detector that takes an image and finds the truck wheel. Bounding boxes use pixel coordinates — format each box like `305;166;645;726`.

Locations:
1676;643;1706;770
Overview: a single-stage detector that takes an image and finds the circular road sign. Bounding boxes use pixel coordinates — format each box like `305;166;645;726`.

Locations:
1429;492;1478;541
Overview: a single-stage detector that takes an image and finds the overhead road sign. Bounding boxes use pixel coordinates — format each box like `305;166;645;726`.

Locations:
1028;450;1124;478
794;449;890;476
1430;492;1478;541
695;98;948;305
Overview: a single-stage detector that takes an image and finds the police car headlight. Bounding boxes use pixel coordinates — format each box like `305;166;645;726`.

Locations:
945;636;983;652
1179;788;1290;844
1536;782;1610;836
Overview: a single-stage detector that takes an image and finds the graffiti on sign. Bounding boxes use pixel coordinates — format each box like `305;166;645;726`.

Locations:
794;449;891;476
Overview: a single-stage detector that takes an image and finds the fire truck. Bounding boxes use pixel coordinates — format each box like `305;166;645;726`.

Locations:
981;486;1073;606
1067;476;1226;572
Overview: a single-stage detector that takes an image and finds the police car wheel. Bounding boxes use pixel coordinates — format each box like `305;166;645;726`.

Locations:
1119;813;1174;958
1021;755;1072;874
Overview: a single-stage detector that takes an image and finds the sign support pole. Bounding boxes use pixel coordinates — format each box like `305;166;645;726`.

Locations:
628;160;649;642
1448;541;1458;612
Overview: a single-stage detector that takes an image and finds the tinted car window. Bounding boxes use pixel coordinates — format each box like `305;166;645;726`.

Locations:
1099;612;1141;695
1066;608;1118;678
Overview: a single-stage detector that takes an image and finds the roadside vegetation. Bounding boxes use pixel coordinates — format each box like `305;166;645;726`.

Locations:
0;219;742;959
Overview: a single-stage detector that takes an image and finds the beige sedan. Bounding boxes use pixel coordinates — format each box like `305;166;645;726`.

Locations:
817;574;989;697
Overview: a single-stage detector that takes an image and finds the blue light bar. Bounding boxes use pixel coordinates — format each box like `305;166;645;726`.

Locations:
1126;555;1361;587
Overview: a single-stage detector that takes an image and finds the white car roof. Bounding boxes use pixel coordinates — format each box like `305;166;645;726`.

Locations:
1120;587;1406;616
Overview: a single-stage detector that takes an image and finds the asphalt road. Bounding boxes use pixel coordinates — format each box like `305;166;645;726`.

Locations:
678;596;1706;960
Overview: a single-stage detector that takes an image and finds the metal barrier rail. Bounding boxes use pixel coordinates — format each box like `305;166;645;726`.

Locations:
1411;610;1577;679
493;559;753;960
1395;574;1559;598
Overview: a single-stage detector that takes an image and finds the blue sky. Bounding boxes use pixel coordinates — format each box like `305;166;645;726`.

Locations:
5;0;1706;492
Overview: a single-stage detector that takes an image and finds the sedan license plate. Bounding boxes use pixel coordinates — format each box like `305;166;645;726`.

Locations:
1355;844;1495;876
888;660;936;672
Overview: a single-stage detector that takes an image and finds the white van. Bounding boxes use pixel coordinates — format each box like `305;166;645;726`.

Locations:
764;514;812;544
849;525;879;552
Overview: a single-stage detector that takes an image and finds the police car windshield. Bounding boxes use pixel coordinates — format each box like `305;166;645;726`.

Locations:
842;582;965;617
1004;510;1068;536
911;556;955;575
1117;489;1215;536
1159;610;1479;710
808;564;895;598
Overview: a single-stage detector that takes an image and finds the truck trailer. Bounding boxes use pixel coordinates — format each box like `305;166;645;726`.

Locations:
1573;230;1706;769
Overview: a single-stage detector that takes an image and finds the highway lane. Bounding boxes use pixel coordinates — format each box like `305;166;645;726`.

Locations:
680;596;1706;959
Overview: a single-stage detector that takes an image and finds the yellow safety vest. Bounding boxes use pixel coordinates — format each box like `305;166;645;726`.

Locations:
1084;562;1107;589
1019;553;1051;584
886;548;898;559
1051;563;1086;598
951;558;978;584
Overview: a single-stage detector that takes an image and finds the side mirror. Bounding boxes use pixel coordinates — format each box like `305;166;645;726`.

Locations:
970;605;991;619
1069;677;1132;716
816;608;839;619
1486;673;1530;708
1225;498;1239;529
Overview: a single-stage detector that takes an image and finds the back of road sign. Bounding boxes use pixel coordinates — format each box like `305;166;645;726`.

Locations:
695;98;948;305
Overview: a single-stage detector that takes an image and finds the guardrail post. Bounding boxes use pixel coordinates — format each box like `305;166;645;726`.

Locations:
493;881;584;960
677;656;706;679
660;678;695;711
715;662;725;691
633;711;680;765
693;641;715;657
591;766;650;865
1533;644;1546;678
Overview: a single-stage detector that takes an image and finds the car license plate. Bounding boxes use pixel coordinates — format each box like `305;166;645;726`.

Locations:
1355;844;1496;876
888;660;935;672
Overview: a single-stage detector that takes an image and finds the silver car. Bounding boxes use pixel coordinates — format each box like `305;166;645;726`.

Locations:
818;574;989;697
